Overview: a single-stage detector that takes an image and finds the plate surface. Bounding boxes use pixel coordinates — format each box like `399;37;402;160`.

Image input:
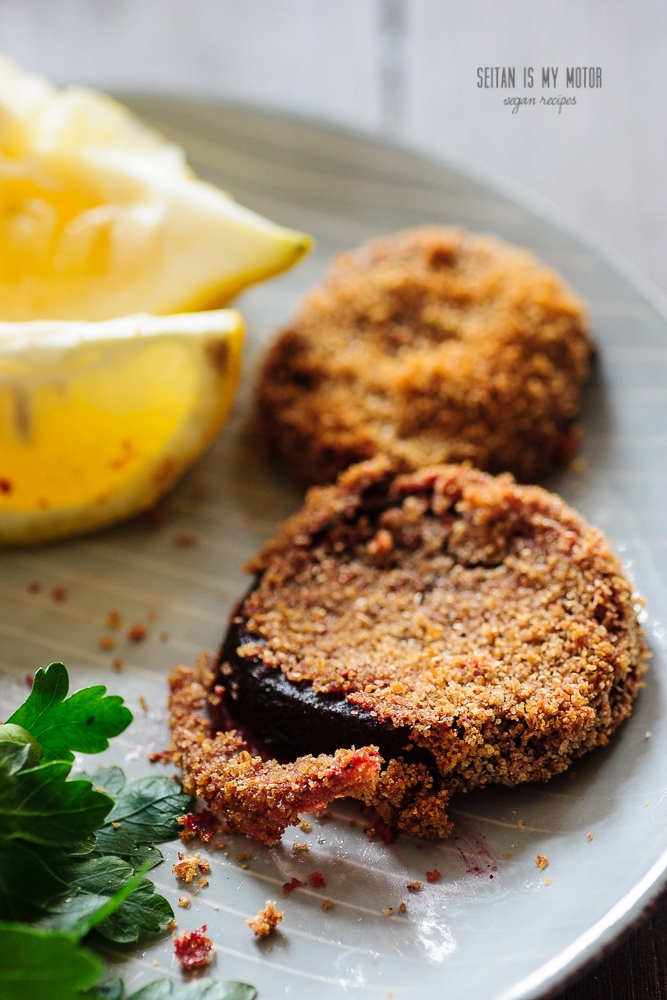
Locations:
1;99;667;1000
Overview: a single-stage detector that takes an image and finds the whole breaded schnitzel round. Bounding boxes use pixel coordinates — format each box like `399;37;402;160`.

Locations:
258;227;592;485
188;458;647;841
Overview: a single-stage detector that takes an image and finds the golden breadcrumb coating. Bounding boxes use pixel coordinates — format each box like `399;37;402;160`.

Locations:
240;458;647;835
258;226;592;485
169;655;380;845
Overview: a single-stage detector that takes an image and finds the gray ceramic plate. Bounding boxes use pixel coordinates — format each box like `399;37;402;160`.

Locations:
1;100;666;1000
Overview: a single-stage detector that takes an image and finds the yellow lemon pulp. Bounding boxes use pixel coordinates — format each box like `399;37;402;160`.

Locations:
0;310;243;546
0;56;312;320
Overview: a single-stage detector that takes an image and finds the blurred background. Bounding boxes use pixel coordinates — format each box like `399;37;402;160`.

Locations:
2;0;665;295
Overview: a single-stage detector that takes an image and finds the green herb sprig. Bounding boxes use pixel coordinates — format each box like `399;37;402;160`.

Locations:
0;662;256;1000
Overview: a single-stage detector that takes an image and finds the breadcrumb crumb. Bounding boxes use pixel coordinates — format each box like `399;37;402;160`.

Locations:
247;900;283;938
172;852;207;883
282;877;304;897
173;925;213;968
128;623;148;643
177;809;219;843
535;855;549;871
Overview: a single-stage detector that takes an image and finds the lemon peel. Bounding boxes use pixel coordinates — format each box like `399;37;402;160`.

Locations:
0;310;243;546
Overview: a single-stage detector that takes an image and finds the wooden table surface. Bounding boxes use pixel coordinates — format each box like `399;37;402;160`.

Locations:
555;891;667;1000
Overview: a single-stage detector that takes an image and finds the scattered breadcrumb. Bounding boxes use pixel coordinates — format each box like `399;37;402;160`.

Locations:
152;960;158;967
51;586;67;602
247;900;283;938
149;750;172;764
282;877;304;897
307;871;326;888
645;731;652;739
587;833;594;841
322;899;332;911
166;919;177;931
425;869;441;883
177;895;190;908
173;925;213;968
174;531;199;548
645;800;649;807
197;876;209;887
292;842;309;853
237;853;251;862
503;852;512;859
213;841;227;850
535;855;549;871
138;696;148;713
178;809;219;843
407;881;422;893
111;822;121;830
128;623;148;643
98;635;115;651
112;658;124;672
107;610;122;630
398;902;407;913
299;818;312;833
172;852;208;883
518;820;526;830
315;810;332;822
543;877;552;886
382;908;394;917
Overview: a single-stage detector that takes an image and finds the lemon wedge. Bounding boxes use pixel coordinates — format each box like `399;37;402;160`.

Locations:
0;55;312;320
0;310;243;546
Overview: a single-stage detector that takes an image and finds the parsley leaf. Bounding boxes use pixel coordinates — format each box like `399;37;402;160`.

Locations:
44;856;173;943
0;922;102;1000
93;776;192;857
0;724;42;768
7;663;132;763
0;743;113;848
0;839;68;922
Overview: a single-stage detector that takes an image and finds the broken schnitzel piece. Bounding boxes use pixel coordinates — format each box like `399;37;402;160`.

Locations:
217;458;648;839
168;658;381;844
